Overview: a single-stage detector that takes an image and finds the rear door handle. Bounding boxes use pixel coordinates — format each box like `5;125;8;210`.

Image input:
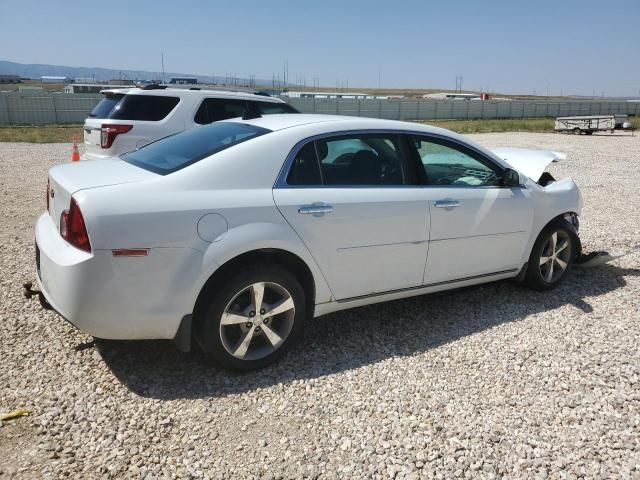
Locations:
298;203;334;215
434;199;461;209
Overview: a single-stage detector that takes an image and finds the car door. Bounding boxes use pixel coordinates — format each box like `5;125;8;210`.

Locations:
273;132;430;300
407;134;534;285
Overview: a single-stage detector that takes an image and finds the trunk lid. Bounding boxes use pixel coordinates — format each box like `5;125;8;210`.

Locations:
48;159;156;232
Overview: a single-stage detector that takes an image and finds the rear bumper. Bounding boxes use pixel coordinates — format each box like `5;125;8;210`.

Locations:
35;212;201;340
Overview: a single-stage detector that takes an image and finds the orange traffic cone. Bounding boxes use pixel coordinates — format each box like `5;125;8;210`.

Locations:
71;135;80;162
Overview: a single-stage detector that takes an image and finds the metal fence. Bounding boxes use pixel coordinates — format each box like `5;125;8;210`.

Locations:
0;91;638;125
0;92;103;124
287;97;640;121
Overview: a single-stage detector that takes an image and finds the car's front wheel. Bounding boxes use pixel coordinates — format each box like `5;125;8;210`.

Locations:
195;264;306;370
524;221;577;290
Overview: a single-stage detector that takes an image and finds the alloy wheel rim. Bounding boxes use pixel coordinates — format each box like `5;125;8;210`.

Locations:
219;282;295;361
539;231;572;283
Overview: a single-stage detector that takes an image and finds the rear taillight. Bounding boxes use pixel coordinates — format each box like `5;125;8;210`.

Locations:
46;179;50;211
101;124;132;149
60;198;91;252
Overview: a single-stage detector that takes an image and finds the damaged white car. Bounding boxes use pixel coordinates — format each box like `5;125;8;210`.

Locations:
34;115;583;369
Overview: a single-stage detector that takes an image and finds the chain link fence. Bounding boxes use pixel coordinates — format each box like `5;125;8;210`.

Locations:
0;91;638;125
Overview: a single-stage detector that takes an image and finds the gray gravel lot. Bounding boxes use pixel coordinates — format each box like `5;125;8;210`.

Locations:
0;132;639;479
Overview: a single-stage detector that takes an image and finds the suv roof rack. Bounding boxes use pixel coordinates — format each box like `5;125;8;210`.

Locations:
141;84;167;90
253;91;271;97
189;87;201;90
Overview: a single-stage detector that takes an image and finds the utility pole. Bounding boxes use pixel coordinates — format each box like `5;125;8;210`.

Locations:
161;53;165;84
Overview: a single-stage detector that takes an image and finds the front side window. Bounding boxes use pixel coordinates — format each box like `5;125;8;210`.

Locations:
122;122;269;175
194;98;248;124
411;136;501;187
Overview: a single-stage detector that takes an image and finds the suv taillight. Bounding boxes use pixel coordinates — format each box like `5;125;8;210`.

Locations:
101;124;132;149
60;198;91;252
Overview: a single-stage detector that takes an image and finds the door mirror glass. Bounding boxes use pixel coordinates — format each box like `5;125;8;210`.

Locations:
503;168;521;187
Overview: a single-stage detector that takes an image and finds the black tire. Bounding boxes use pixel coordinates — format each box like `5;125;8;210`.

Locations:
524;220;577;291
573;128;582;135
194;264;307;370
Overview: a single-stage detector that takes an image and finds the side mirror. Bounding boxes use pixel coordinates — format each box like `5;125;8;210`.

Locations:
503;168;521;187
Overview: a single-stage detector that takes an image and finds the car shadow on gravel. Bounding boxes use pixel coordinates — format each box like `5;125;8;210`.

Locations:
95;264;639;399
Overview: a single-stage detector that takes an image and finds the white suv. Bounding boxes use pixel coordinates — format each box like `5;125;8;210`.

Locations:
81;86;298;160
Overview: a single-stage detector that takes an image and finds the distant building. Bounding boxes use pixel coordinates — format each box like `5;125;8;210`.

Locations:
282;91;387;99
169;77;198;85
108;79;135;86
41;75;70;83
423;92;485;100
64;83;131;94
18;86;44;92
0;74;21;84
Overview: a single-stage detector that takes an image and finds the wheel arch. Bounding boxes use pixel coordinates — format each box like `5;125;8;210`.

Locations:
532;211;582;259
193;247;319;328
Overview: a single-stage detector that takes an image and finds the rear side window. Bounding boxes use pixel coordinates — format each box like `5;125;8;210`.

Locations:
249;101;298;115
287;142;322;185
122;122;270;175
109;95;180;121
88;93;124;118
194;98;248;124
286;134;414;186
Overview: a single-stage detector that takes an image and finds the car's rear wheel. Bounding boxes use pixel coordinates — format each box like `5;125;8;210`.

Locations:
524;221;576;290
573;128;582;135
195;264;306;370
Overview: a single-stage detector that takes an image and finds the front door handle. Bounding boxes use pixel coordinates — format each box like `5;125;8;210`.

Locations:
434;199;461;209
298;203;334;216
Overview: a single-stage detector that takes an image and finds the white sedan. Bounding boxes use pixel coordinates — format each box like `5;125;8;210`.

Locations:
35;114;583;369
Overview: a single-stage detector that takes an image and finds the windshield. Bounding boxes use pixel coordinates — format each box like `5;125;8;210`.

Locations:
122;122;270;175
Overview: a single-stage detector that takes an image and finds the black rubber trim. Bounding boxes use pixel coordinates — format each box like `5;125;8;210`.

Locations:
336;268;519;303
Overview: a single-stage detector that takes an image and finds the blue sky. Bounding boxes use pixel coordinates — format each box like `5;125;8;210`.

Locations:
1;0;639;96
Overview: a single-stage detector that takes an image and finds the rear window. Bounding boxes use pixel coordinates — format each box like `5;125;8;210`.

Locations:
122;122;270;175
89;93;124;118
109;95;180;121
88;93;180;121
249;101;298;115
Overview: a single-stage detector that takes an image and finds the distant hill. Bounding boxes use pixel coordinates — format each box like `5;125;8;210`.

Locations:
0;60;271;86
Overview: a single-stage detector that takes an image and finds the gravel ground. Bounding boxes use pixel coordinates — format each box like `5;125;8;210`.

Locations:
0;132;638;479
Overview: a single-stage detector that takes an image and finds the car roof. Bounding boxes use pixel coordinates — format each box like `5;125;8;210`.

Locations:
223;113;456;136
221;114;508;170
99;87;286;103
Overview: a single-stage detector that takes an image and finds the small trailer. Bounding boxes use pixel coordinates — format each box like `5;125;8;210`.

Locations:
554;115;633;135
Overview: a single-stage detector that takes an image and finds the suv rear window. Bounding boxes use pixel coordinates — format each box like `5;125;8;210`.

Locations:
89;93;124;118
88;93;180;121
122;122;270;175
